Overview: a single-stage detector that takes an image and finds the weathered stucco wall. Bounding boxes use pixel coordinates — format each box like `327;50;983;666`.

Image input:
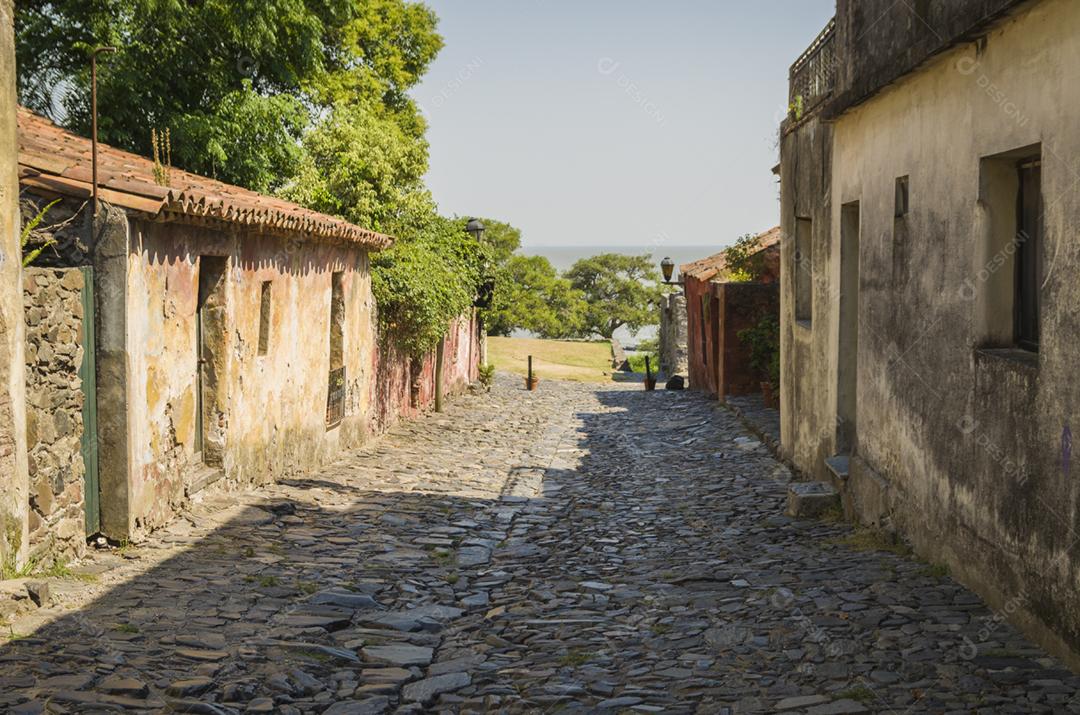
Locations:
114;220;377;536
23;268;85;562
372;312;480;431
684;274;718;395
0;0;30;567
779;113;835;481
815;0;1080;666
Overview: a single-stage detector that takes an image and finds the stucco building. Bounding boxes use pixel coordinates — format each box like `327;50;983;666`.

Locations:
680;228;780;398
16;109;480;553
780;0;1080;667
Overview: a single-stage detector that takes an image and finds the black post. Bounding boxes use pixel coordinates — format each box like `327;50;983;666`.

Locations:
645;355;652;381
528;355;533;382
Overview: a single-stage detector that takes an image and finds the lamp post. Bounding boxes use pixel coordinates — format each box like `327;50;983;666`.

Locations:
465;218;486;242
660;256;683;286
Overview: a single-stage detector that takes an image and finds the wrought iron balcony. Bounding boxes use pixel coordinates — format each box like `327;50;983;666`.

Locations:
789;18;836;118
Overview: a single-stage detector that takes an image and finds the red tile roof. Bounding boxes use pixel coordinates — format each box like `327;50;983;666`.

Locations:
16;108;393;249
679;226;782;281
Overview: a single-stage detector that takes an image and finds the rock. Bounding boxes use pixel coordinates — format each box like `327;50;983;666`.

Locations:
665;375;686;390
167;678;214;697
785;481;840;518
98;676;148;698
311;590;380;610
401;672;471;704
805;700;870;715
25;581;49;607
775;695;830;710
361;645;434;667
323;698;390;715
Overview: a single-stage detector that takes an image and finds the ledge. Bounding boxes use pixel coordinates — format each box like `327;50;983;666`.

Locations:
975;347;1039;371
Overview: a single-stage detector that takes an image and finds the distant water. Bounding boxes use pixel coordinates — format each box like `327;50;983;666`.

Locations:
514;244;725;347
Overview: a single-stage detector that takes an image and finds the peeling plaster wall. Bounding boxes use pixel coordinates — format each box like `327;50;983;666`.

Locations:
779;113;836;481
0;0;30;567
659;293;688;379
371;312;480;432
122;220;377;535
805;0;1080;667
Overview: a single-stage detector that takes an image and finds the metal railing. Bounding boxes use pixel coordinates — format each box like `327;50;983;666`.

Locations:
789;18;836;116
326;366;346;425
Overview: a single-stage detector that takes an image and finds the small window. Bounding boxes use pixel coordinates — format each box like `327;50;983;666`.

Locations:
257;281;272;355
1015;159;1041;352
895;176;910;218
794;217;813;323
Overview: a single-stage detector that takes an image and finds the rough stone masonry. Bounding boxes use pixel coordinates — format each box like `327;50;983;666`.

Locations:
23;267;85;564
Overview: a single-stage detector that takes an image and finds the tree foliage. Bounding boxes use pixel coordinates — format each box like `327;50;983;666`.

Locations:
564;253;662;340
371;214;491;357
484;255;584;339
724;232;769;283
15;0;442;194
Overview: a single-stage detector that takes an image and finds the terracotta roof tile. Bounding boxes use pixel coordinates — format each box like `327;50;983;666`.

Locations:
679;226;782;281
17;108;392;250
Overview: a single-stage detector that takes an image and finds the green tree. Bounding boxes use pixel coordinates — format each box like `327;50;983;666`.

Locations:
485;255;584;338
15;0;442;194
476;218;522;266
564;253;662;340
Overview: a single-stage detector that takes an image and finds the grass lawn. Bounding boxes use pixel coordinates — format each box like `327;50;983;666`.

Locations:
487;336;614;383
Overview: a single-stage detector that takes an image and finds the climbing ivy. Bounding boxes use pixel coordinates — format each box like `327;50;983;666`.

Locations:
371;213;491;358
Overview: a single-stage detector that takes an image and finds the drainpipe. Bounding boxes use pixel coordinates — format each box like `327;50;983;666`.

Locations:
90;47;117;218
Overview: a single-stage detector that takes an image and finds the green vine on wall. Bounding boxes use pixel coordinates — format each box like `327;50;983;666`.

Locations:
371;215;492;358
738;315;780;390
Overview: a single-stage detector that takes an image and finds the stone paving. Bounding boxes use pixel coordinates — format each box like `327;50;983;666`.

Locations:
1;373;1079;713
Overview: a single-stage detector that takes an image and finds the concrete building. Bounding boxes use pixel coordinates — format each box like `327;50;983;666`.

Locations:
17;109;480;551
0;0;30;570
780;0;1080;667
680;228;780;398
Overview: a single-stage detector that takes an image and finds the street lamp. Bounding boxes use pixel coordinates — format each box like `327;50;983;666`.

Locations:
660;256;683;285
465;218;485;242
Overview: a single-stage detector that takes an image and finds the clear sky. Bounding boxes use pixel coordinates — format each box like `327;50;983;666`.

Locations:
410;1;836;249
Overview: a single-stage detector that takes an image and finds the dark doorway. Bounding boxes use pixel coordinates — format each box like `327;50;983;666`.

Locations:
196;256;228;466
837;202;860;454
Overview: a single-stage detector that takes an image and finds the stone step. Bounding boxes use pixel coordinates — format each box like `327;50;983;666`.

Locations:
785;481;840;519
825;454;851;481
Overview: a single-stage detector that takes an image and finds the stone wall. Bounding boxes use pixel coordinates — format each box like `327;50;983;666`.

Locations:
23;268;85;562
659;292;688;378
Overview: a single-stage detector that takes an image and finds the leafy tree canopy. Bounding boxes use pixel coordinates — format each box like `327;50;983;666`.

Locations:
476;217;522;266
564;253;663;340
16;0;442;193
371;212;492;357
484;255;584;339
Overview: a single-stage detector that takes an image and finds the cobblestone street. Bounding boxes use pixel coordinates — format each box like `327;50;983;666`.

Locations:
1;374;1080;713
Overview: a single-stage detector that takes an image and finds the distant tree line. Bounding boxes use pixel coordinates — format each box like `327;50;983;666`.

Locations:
477;220;663;341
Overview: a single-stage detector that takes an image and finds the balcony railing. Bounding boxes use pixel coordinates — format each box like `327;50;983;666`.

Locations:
789;18;836;117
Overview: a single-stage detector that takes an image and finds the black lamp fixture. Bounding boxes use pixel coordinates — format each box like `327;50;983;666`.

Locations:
660;256;683;286
465;218;486;242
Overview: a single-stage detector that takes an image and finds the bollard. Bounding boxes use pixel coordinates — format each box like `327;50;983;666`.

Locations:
526;355;539;391
644;355;656;391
